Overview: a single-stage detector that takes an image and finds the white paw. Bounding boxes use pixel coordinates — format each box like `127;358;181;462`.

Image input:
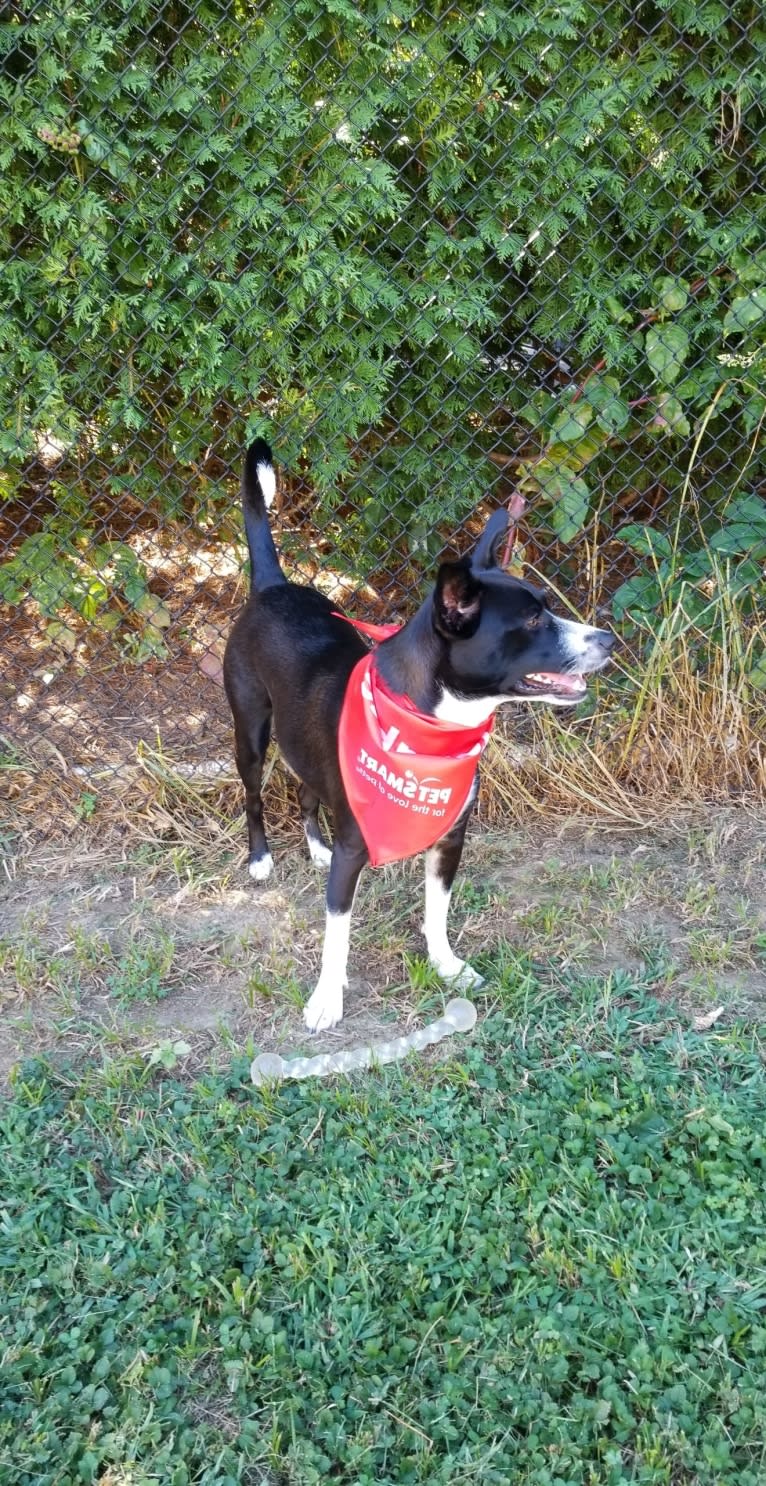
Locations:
249;853;274;882
303;977;344;1033
430;955;484;991
306;837;333;870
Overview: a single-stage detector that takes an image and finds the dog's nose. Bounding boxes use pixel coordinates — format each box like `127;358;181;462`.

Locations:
596;629;616;653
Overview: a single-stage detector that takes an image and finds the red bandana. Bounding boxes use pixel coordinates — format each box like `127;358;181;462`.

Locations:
336;619;494;868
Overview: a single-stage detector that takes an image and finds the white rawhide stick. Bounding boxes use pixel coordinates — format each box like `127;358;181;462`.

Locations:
250;997;477;1086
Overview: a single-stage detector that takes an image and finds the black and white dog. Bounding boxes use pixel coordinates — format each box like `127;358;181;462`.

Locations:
224;441;614;1032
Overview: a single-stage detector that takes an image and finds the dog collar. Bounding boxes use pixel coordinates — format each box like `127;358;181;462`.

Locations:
336;618;494;868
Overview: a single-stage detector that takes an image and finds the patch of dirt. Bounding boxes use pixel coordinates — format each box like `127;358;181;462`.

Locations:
1;589;238;772
0;829;429;1086
0;517;393;775
484;810;766;1012
1;808;765;1089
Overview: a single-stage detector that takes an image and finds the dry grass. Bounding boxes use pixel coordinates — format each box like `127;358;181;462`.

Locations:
3;576;765;848
482;588;766;829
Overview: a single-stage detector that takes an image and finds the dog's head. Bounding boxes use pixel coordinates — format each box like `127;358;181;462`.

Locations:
432;508;615;715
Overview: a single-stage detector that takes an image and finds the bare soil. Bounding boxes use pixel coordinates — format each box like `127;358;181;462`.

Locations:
0;520;391;772
2;801;764;1089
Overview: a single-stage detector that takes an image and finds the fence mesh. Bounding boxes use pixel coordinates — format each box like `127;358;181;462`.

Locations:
1;0;765;783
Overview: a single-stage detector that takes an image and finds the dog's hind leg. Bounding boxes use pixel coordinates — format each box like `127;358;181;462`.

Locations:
423;803;484;991
303;830;368;1032
231;688;274;882
297;781;333;869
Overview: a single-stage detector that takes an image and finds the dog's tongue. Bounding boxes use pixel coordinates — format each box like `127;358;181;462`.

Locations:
526;671;586;694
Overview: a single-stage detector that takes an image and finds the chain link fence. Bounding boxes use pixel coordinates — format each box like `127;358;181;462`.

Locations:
1;0;765;786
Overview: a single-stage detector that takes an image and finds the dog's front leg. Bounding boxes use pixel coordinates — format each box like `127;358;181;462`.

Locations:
303;834;368;1032
423;804;483;992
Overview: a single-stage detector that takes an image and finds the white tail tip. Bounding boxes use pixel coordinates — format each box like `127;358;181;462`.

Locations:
257;461;276;509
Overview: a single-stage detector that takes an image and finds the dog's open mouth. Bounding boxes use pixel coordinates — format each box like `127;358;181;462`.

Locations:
516;671;587;700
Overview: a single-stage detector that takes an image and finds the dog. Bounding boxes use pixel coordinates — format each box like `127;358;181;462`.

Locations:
224;440;615;1032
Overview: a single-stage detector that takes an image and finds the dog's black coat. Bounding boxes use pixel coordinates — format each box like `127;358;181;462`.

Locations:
224;439;614;1027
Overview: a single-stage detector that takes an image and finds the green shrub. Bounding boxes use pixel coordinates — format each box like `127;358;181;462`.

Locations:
1;0;765;603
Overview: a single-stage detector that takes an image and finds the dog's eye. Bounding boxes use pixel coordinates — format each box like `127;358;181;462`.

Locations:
526;610;544;629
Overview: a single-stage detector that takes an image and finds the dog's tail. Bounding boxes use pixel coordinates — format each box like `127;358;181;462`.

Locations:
241;440;286;592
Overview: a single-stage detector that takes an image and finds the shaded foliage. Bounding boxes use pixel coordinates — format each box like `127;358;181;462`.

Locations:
0;0;765;634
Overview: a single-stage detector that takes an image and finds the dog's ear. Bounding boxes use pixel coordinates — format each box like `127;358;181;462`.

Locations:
433;561;483;638
471;508;510;570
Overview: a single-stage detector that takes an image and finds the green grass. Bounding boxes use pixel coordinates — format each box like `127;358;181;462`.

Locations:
0;925;179;1007
3;961;766;1486
104;933;176;1005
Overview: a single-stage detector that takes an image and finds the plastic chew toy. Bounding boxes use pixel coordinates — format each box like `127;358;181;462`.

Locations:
250;997;477;1086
